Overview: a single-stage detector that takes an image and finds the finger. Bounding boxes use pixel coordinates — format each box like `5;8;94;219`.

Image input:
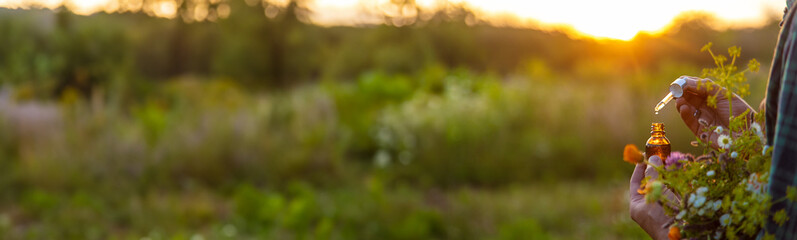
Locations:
680;86;709;108
630;162;647;198
677;102;700;135
675;95;689;112
645;156;663;181
687;113;722;150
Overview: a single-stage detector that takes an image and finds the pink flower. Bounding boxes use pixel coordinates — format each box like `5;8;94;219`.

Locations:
665;151;693;169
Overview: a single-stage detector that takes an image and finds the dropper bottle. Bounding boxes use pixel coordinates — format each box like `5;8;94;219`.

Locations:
646;123;671;160
654;77;687;114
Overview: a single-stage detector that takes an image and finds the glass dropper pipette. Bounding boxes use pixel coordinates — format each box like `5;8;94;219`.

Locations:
654;77;687;114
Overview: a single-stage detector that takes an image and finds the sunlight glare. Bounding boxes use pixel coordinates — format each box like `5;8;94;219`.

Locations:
466;0;783;40
0;0;60;9
152;1;177;18
0;0;785;40
64;0;109;15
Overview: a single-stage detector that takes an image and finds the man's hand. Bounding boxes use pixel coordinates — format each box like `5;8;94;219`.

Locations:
674;76;755;149
629;156;673;240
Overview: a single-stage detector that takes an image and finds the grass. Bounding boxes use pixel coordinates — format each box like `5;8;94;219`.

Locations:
0;180;649;239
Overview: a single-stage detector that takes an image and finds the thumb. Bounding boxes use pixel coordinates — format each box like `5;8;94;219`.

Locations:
629;162;647;199
645;156;663;180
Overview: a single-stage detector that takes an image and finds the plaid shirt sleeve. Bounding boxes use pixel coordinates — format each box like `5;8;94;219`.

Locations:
764;2;797;238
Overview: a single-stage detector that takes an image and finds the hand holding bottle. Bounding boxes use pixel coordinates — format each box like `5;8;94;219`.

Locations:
673;76;755;149
629;156;674;240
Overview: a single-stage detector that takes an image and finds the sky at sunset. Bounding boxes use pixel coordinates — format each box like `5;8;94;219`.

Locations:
0;0;788;40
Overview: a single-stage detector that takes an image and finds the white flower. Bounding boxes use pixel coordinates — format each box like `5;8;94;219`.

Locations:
752;123;764;142
731;151;738;158
713;200;722;211
676;210;686;219
694;195;707;208
374;150;391;168
746;181;756;192
751;122;762;133
763;145;770;155
707;170;716;177
720;214;732;226
697;187;709;195
222;224;237;237
698;208;705;216
747;173;768;195
714;126;724;134
688;193;696;205
190;234;204;240
717;134;732;149
714;231;723;240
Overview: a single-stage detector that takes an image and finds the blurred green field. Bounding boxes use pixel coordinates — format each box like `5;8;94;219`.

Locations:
0;66;768;239
0;1;782;239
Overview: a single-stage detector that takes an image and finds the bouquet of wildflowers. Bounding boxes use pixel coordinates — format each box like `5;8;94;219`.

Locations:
625;43;796;239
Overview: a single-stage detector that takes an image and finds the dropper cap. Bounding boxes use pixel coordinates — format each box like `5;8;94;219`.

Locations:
670;77;687;98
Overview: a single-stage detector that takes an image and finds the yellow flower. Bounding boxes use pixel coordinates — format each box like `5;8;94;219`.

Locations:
638;181;652;195
623;144;644;164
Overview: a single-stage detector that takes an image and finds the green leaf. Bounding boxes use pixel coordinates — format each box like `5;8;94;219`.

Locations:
774;209;789;226
763;232;776;240
787;186;797;202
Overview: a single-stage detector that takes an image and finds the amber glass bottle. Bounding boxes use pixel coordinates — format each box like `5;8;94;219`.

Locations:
646;123;671;160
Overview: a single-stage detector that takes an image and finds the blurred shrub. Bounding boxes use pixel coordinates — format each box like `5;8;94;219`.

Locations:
0;6;780;94
0;62;708;239
369;70;639;186
0;61;717;191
